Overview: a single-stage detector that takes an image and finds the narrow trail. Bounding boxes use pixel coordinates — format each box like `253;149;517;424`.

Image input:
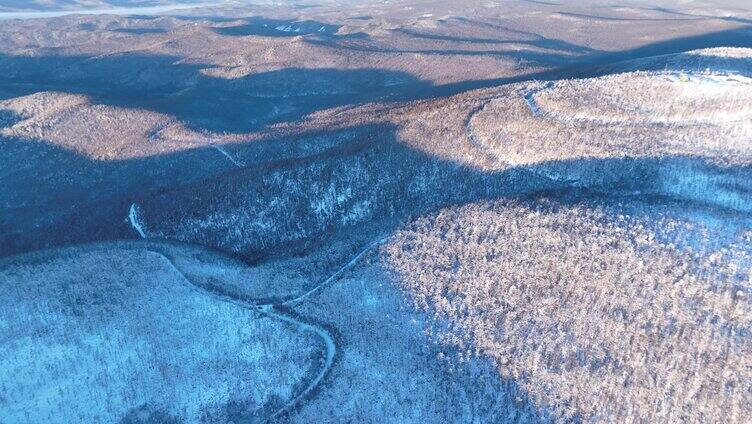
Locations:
463;82;552;170
463;82;574;186
123;69;749;420
145;237;387;422
211;144;245;168
464;99;502;167
122;125;385;419
520;81;554;118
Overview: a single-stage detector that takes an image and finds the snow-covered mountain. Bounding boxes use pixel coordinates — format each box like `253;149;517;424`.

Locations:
2;2;752;422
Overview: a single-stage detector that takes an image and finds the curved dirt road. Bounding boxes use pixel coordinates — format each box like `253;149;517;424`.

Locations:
148;238;386;422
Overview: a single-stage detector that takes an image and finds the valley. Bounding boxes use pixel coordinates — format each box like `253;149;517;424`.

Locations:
1;1;752;422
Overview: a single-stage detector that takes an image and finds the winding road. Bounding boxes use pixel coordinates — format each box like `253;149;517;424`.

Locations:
463;81;575;185
120;69;752;422
140;235;386;422
124;130;388;420
464;81;555;170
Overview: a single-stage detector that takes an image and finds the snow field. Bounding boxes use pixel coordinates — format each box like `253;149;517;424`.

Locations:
0;244;319;423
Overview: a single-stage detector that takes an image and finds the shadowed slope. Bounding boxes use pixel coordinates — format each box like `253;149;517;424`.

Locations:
0;52;430;133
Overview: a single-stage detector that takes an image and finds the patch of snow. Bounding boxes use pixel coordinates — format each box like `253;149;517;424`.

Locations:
346;200;372;222
663;71;752;86
128;203;147;239
310;184;351;218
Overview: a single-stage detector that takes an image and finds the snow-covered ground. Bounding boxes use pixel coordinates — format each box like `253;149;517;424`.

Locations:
466;48;752;212
290;257;546;423
150;236;388;420
0;235;541;423
663;71;752;86
527;70;752;125
429;50;752;421
2;11;752;421
0;243;319;423
384;197;752;422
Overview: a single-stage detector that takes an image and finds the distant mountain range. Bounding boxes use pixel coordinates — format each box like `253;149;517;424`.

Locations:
0;1;215;12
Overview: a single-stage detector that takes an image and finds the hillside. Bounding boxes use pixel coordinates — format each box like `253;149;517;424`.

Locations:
1;3;752;423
